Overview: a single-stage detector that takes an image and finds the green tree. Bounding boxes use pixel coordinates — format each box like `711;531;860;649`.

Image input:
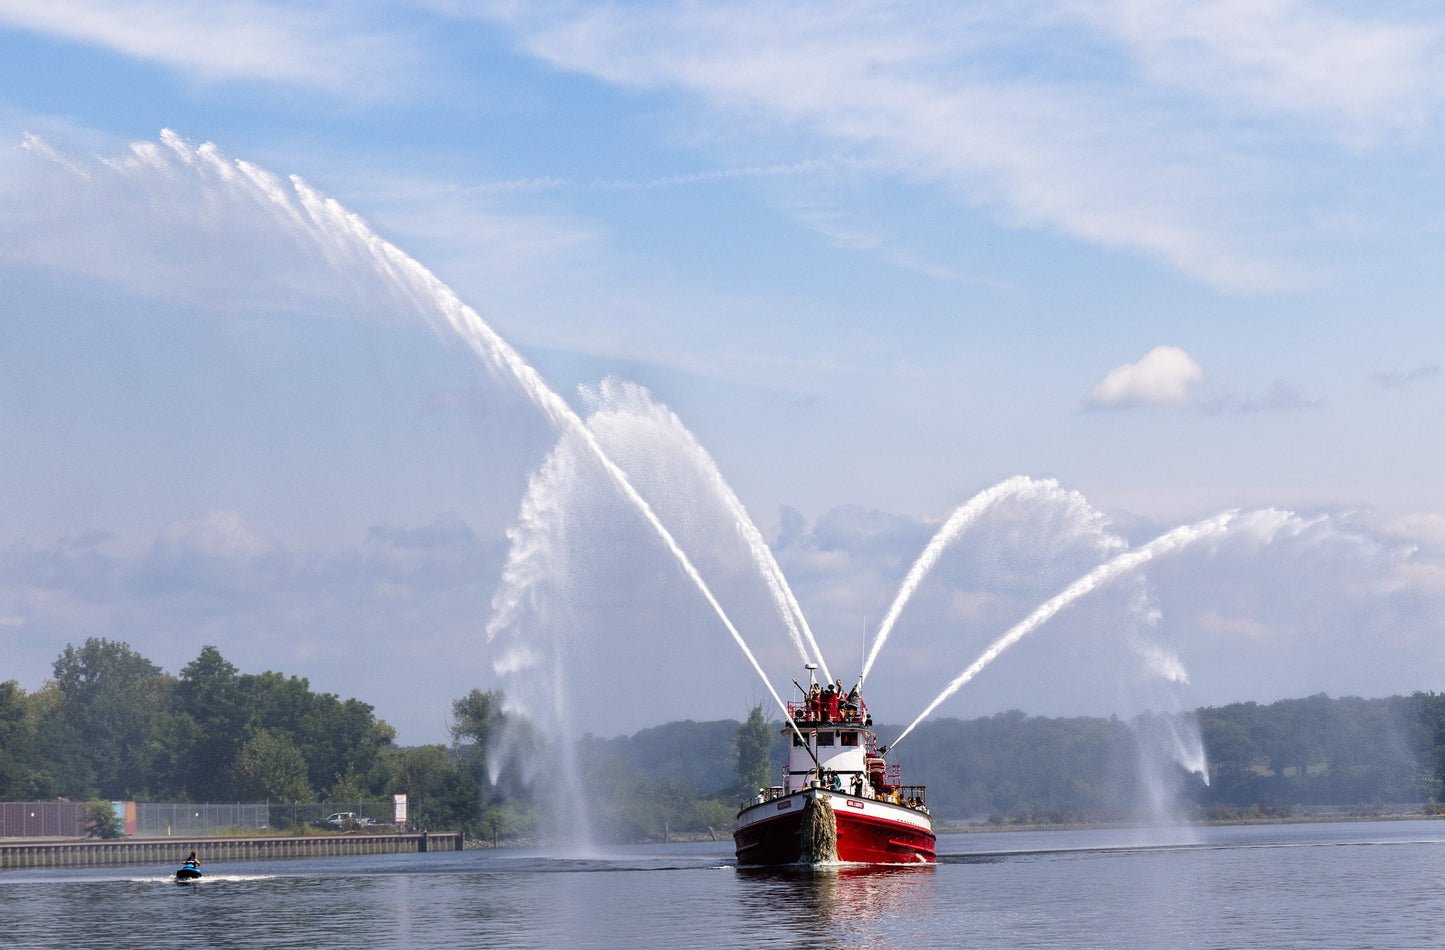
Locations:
23;681;82;798
44;638;176;798
1255;694;1329;777
1199;716;1262;784
175;645;246;799
84;801;124;839
1405;691;1445;801
450;689;506;765
233;730;314;802
0;681;38;799
735;705;773;795
238;670;394;797
376;744;484;834
451;688;524;799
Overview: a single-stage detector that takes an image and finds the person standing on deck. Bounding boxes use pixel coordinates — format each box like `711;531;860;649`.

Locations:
824;685;840;722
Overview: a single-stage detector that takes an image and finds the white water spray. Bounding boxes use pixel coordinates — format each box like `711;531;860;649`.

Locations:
858;476;1118;688
27;131;1358;822
890;510;1249;750
1151;710;1209;783
78;131;806;732
1128;624;1210;788
281;186;806;723
581;379;832;681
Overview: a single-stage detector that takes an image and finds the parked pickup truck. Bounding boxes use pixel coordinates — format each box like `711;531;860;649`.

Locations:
324;812;377;829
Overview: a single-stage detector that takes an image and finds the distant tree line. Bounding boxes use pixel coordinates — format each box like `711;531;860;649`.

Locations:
1195;693;1445;809
0;638;775;842
0;638;528;836
885;692;1445;821
8;638;1445;836
575;705;775;842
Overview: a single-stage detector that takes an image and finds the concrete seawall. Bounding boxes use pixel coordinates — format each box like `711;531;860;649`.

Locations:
0;832;463;870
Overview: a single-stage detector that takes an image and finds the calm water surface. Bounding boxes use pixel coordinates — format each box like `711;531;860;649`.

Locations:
3;821;1443;948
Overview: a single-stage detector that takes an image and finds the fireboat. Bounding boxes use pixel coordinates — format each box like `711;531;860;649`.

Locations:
733;667;935;865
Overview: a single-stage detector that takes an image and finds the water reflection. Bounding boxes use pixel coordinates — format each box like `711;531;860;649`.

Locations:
7;826;1445;949
734;864;938;944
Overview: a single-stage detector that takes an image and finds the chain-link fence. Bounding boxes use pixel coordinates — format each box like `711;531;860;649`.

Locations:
136;801;397;835
4;800;399;837
146;801;401;835
135;802;271;836
260;801;397;832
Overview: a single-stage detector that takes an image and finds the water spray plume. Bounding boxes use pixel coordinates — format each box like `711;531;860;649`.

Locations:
280;178;811;722
583;379;831;681
859;476;1111;688
97;131;804;727
889;510;1247;751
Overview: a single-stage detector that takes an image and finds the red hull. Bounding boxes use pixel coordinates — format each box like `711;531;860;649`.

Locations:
734;792;935;865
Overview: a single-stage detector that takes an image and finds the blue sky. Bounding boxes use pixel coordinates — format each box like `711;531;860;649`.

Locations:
2;1;1444;745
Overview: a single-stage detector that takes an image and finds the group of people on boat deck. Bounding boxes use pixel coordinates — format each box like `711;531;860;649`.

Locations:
810;769;865;796
797;680;864;723
796;770;929;813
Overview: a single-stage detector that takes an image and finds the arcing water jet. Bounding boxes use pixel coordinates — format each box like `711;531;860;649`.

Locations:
581;378;831;680
28;130;1342;825
858;476;1118;688
92;131;808;727
889;510;1258;750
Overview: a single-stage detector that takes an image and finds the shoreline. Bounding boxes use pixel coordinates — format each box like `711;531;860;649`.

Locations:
936;810;1445;834
0;831;463;871
8;810;1439;858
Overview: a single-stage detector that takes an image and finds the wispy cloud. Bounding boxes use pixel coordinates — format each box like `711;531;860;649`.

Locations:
464;0;1445;289
10;1;1445;289
0;0;413;96
1202;379;1323;414
1370;364;1441;389
1092;0;1438;139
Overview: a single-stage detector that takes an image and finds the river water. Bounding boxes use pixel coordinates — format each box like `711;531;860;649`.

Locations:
3;820;1442;949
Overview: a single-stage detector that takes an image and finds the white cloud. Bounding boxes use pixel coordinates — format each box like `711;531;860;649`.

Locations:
5;474;1444;743
1382;512;1445;552
0;0;411;96
479;2;1279;287
154;510;270;561
462;0;1445;289
1095;0;1437;142
11;1;1445;289
0;511;507;743
1084;345;1206;409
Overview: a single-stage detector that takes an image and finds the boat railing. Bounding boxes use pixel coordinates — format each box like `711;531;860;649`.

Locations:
876;784;929;812
786;698;869;725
